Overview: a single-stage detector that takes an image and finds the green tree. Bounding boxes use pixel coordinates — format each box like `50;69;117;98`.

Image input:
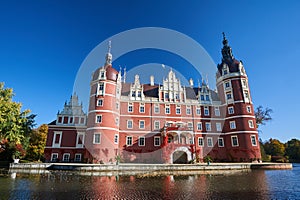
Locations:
25;124;48;161
264;138;285;157
0;82;36;161
285;139;300;162
255;106;273;128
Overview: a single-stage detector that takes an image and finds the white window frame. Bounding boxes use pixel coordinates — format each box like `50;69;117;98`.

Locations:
231;136;239;147
186;105;191;115
216;122;222;132
188;122;193;130
154;121;160;130
139;120;145;129
214;107;220;116
76;132;85;148
218;138;224;147
154;104;160;113
230;121;236;129
196;107;201;115
198;137;204;147
176;105;181;115
128;103;133;113
138;136;145;146
154;136;160;146
63;153;70;162
224;81;231;89
51;153;58;162
98;82;105;95
250;135;257;146
139;103;145;113
228;106;234;114
126;136;133;146
205;122;211;131
93;133;101;144
197;122;202;131
204;106;209;116
74;153;82;162
95;115;102;123
127;120;133;129
114;134;119;144
248;120;254;128
52;131;62;148
226;92;233;100
246;105;251;113
165;104;170;114
207;137;213;147
97;98;104;106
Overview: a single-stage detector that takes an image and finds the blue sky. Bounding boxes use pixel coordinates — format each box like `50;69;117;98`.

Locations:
1;0;299;142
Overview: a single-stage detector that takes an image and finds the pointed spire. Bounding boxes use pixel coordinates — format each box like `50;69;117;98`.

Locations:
221;32;234;62
105;40;112;65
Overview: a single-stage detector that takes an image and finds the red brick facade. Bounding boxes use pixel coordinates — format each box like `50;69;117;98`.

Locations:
45;35;261;163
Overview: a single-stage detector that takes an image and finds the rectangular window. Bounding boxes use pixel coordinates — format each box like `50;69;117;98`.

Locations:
76;132;85;148
139;103;145;113
69;117;73;124
74;154;82;162
218;138;224;147
197;122;202;131
139;120;145;129
139;136;145;146
98;82;104;95
250;135;257;146
128;103;133;113
228;106;234;114
63;153;70;162
154;121;160;130
204;106;209;116
100;71;105;79
52;132;62;148
127;120;133;129
205;122;211;131
196;107;201;115
207;137;213;147
216;122;222;132
230;121;236;129
214;107;220;116
205;95;210;101
126;136;133;146
165;104;170;114
51;153;58;162
242;79;248;88
231;136;239;147
226;92;232;100
176;105;181;114
224;81;231;89
175;93;179;100
97;99;103;106
244;90;249;99
137;91;142;97
186;106;191;115
58;116;62;123
165;93;169;99
248;120;254;128
116;102;119;110
200;95;205;101
114;134;119;144
188;122;193;130
115;118;119;126
131;91;136;97
80;117;85;124
246;106;251;113
95;115;102;123
198;137;204;147
154;136;160;146
154;104;160;113
93;133;101;144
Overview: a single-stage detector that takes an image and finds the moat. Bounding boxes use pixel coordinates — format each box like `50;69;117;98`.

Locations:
0;163;299;199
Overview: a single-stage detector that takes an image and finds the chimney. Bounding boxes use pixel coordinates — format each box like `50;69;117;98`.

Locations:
150;75;154;86
189;78;194;87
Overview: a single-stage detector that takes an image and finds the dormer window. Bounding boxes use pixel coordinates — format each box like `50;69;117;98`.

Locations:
99;68;106;80
200;95;204;101
223;69;228;75
165;93;169;99
205;95;210;101
98;82;105;95
224;81;231;89
137;91;142;98
132;91;136;97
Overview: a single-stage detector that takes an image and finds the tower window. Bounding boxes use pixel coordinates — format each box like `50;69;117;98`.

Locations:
114;134;119;144
97;99;103;106
126;136;133;146
95;115;102;123
250;135;257;146
207;137;213;147
226;92;232;100
224;81;231;89
248;120;254;128
198;137;204;146
93;133;101;144
228;106;234;114
154;136;160;146
204;106;209;116
229;121;236;129
231;136;239;147
205;122;211;131
218;138;224;147
246;106;251;113
127;120;133;129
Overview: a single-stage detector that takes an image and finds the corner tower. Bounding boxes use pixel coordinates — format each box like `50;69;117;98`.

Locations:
216;33;261;162
85;42;122;163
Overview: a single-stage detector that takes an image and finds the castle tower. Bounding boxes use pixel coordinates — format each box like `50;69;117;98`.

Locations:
85;41;121;163
216;33;261;162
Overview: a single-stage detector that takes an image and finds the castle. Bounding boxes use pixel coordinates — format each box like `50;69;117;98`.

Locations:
44;34;261;163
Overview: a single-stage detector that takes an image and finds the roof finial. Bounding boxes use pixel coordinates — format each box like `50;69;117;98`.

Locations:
105;40;112;65
222;32;228;46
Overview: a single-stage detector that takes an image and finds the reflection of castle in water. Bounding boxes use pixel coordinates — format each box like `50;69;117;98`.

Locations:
44;34;261;164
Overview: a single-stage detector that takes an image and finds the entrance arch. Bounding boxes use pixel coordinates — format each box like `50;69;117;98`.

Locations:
171;147;192;164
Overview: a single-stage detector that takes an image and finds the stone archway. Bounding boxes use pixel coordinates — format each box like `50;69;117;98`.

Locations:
171;147;192;164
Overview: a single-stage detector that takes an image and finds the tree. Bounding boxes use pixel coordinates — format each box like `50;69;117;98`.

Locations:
25;124;48;161
263;138;286;162
0;82;36;161
255;106;273;128
285;139;300;162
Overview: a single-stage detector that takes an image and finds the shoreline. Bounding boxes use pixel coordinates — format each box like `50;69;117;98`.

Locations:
8;162;293;175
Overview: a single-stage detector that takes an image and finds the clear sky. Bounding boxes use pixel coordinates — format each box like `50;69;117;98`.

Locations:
1;0;299;142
